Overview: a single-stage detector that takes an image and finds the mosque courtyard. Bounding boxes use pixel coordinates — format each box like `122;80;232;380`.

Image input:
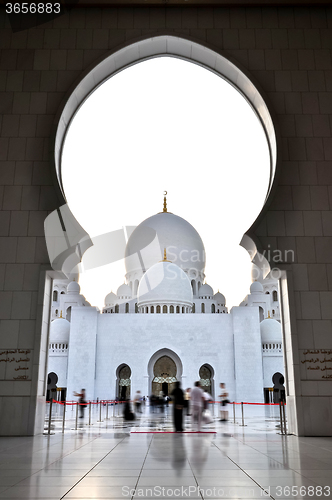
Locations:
0;404;330;499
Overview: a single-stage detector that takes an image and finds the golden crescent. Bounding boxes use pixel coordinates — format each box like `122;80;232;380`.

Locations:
164;190;167;196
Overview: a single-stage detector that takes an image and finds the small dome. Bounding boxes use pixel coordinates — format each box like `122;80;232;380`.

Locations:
214;291;226;306
138;261;193;307
198;283;214;298
260;318;282;343
105;291;117;307
50;318;70;343
250;281;264;294
67;280;80;294
117;283;132;299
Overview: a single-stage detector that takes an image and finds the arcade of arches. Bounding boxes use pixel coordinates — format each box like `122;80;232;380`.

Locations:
114;358;214;400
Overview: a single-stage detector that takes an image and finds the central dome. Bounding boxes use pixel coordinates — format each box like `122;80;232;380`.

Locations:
125;212;205;279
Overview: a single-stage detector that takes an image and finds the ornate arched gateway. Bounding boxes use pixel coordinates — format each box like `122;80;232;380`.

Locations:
116;364;131;400
43;33;307;436
199;364;214;399
148;349;183;397
152;356;177;396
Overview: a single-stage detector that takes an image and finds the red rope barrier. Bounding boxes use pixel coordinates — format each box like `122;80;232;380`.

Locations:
46;399;284;406
210;401;285;405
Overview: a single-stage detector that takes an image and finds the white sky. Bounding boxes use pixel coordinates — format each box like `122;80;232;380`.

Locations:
62;57;270;309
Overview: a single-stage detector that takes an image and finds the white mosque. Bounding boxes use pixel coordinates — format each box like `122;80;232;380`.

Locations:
48;196;284;404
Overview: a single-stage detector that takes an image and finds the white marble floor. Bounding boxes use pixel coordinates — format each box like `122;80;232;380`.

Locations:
0;406;331;499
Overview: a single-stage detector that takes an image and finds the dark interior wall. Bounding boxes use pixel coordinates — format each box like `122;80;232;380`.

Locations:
0;5;331;435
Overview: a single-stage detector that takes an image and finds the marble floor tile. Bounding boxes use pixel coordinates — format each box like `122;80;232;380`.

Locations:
0;486;70;498
64;485;132;497
139;469;194;477
137;477;197;486
78;476;138;486
0;412;330;499
87;468;141;476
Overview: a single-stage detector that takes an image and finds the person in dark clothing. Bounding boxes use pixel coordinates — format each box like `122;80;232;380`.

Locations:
73;388;87;419
171;381;185;432
123;400;135;421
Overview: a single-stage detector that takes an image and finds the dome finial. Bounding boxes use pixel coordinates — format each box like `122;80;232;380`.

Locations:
163;191;167;213
60;310;63;318
267;310;271;319
161;247;171;262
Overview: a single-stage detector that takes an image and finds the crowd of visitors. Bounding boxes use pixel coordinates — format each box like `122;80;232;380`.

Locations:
73;382;228;431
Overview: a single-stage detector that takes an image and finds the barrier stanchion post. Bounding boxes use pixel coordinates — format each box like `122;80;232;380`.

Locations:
106;401;109;420
239;402;246;426
47;399;53;434
75;402;79;430
279;401;284;434
88;402;91;425
62;402;66;433
233;402;235;424
282;401;286;434
113;401;115;417
98;401;102;422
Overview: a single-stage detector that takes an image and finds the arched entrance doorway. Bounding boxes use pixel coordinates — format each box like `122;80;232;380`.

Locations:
199;364;214;399
148;348;183;396
116;364;131;400
152;356;177;396
43;34;300;433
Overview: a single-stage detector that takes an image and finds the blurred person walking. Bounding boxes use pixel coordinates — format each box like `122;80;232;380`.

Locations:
123;399;135;421
184;388;191;416
134;390;142;413
219;382;229;421
202;389;213;425
171;381;185;432
191;381;205;432
73;388;87;419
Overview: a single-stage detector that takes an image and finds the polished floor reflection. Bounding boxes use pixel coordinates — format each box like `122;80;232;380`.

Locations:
0;406;331;499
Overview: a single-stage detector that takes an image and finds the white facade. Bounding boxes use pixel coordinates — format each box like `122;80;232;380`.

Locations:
240;276;281;322
48;201;284;403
